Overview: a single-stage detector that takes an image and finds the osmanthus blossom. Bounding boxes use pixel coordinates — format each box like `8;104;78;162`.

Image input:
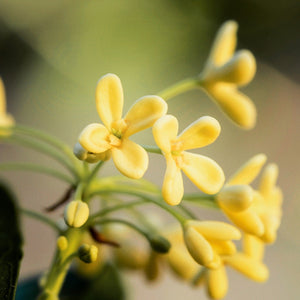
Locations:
216;154;267;237
152;114;225;205
199;20;257;129
0;78;15;135
217;154;283;243
76;73;168;179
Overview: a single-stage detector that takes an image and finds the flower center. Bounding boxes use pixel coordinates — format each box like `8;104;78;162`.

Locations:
111;119;128;139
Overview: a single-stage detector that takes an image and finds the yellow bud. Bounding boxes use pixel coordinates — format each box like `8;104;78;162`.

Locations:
217;185;253;212
56;236;68;251
207;266;228;300
64;200;89;228
78;244;98;263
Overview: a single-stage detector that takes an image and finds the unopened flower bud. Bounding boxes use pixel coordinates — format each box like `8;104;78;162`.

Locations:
64;200;89;228
56;236;68;251
78;244;98;263
148;234;171;254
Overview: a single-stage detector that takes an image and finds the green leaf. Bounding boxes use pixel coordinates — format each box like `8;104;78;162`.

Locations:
0;181;23;300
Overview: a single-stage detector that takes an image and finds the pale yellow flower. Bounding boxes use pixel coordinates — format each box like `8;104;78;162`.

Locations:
0;78;15;135
200;20;256;129
216;154;267;237
253;163;283;243
152;115;225;205
77;73;168;179
183;220;241;269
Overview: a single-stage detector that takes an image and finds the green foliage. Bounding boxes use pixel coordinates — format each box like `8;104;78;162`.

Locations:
0;181;23;300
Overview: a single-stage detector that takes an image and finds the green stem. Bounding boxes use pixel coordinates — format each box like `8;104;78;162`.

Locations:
21;208;62;233
178;203;198;219
0;162;75;184
142;145;162;154
89;199;149;222
157;77;202;101
183;193;218;209
92;218;150;240
89;188;186;224
2;135;78;177
40;228;83;298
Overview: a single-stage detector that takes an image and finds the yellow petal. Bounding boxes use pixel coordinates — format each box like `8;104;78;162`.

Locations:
206;20;237;67
205;50;256;86
260;213;280;244
181;152;225;194
124;95;167;137
259;163;279;197
0;78;6;114
79;123;111;153
95;73;124;129
207;265;228;300
112;139;148;179
227;154;267;185
222;207;264;237
186;220;241;240
224;253;269;282
210;240;237;256
216;185;253;212
177;116;221;150
153;114;178;153
184;227;217;268
205;83;256;129
243;234;265;261
167;245;199;280
162;154;184;205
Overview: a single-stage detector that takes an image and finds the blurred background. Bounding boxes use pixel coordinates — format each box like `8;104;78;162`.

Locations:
0;0;299;299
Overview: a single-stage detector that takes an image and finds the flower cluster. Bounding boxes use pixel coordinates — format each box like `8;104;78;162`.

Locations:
0;20;283;300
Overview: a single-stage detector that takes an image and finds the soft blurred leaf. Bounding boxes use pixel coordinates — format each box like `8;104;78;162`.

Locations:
0;181;23;300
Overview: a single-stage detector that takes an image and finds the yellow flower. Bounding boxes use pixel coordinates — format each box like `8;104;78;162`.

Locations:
253;163;283;243
183;220;241;269
200;20;256;129
216;154;267;237
152;115;225;205
0;78;15;135
77;73;167;179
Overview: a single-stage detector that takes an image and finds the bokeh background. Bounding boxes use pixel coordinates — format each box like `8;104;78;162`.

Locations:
0;0;299;299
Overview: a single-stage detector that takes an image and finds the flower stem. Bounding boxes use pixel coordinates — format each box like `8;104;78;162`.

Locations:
0;162;75;184
21;208;62;233
157;77;202;101
142;145;162;154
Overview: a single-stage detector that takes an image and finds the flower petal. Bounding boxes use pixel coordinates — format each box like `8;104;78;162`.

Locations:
124;95;168;137
153;115;178;153
221;207;265;237
79;123;111;153
224;253;269;282
95;73;124;129
112;139;148;179
181;152;225;195
177;116;221;150
184;227;217;268
243;234;265;261
216;185;253;212
259;163;279;197
205;83;256;129
207;265;228;300
206;50;256;86
185;220;241;240
162;154;184;205
205;20;237;67
228;154;267;185
0;78;6;114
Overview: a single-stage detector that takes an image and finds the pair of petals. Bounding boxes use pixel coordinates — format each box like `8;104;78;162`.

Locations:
153;115;225;205
183;221;241;269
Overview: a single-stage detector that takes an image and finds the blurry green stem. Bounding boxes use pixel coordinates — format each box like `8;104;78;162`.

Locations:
0;162;74;184
157;77;202;101
142;145;162;154
21;208;62;233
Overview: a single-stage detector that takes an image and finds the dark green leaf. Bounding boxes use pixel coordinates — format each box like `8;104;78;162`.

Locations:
0;181;23;300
